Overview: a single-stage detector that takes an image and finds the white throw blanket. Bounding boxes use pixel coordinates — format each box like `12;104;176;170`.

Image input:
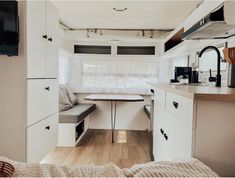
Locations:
0;157;218;177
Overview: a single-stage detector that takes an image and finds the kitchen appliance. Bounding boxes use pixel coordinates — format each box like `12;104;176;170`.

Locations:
182;1;235;40
0;1;19;56
228;65;235;88
223;47;235;88
191;70;199;83
171;67;192;83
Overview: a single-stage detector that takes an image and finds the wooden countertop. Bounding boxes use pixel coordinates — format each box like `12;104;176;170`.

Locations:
149;83;235;101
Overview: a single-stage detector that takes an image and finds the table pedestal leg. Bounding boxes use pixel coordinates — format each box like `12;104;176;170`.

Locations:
111;101;117;143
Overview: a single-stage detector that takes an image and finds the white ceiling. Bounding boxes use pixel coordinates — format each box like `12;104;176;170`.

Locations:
52;0;202;30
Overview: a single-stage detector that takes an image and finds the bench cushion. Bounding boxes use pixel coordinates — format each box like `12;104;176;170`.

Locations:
59;104;96;123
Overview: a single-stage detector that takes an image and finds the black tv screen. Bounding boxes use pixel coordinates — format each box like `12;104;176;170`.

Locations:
0;1;19;56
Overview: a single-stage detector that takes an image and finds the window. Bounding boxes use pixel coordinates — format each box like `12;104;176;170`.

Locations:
81;59;158;93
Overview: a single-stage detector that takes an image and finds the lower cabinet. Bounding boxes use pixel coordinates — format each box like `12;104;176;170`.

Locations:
26;113;58;163
153;89;193;161
165;112;192;160
153;86;235;176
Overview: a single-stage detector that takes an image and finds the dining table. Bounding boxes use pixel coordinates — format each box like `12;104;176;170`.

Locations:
84;94;144;143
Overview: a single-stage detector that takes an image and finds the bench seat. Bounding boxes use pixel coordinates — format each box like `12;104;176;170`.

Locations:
59;104;96;123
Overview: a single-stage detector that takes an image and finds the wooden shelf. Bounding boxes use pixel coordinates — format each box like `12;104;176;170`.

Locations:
164;28;184;52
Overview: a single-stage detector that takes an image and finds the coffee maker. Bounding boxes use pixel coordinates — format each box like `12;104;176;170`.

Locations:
171;67;192;83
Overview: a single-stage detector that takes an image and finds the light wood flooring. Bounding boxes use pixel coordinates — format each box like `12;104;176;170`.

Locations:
41;129;151;168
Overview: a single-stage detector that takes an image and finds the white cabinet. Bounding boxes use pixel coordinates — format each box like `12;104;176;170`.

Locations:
153;86;235;176
26;1;46;78
153;89;193;161
26;1;58;78
25;1;59;163
46;1;59;78
165;112;192;160
27;113;58;163
0;1;59;164
153;88;167;160
27;79;58;126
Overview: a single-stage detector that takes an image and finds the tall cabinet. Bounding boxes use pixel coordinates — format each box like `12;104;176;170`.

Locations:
0;1;59;163
26;1;59;163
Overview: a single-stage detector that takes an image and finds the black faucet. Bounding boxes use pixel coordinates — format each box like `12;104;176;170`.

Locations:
198;46;221;87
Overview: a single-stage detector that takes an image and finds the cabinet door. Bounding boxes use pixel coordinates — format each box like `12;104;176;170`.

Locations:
27;113;58;163
27;79;58;126
153;88;167;161
26;1;47;78
165;112;192;160
46;1;59;78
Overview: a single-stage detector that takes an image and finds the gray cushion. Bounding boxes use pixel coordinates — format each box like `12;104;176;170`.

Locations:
64;84;78;106
59;104;96;123
59;85;73;112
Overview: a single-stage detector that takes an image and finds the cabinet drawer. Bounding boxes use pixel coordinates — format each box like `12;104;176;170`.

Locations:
26;113;58;163
27;79;58;126
166;92;193;128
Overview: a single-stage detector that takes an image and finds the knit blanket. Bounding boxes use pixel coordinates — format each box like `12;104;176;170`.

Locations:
0;157;218;177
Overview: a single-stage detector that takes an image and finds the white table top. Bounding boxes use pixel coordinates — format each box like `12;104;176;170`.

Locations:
84;94;144;102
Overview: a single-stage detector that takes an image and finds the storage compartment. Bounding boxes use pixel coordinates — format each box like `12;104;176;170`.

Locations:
27;79;58;126
74;45;111;54
164;28;184;52
75;120;84;141
58;116;90;147
166;91;193;128
165;112;192;160
117;46;155;55
26;113;58;163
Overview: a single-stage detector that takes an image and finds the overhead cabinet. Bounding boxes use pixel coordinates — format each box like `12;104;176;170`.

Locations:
26;1;58;78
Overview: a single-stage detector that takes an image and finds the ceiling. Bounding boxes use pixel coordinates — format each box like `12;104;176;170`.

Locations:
52;0;202;30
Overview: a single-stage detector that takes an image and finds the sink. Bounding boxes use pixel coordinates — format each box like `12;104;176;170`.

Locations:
170;83;210;87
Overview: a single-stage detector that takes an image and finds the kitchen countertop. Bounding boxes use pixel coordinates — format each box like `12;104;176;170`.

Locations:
149;83;235;101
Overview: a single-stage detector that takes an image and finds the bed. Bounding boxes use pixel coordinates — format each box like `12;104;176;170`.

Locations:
0;157;218;177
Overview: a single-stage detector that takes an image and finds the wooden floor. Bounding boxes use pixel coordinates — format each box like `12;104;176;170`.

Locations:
41;129;151;168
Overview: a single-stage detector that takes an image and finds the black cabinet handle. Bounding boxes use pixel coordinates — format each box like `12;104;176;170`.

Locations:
160;128;164;135
48;37;52;42
45;126;50;130
173;101;179;109
43;35;47;39
164;133;168;140
45;87;50;91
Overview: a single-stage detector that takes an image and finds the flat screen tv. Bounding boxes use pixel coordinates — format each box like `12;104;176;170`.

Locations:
0;1;19;56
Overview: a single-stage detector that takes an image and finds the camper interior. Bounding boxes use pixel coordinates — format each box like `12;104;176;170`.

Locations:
1;0;235;177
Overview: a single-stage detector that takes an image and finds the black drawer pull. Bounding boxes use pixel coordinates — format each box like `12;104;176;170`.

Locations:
164;133;168;140
45;126;50;130
160;128;164;135
43;35;47;39
48;37;52;42
173;101;179;109
45;87;50;91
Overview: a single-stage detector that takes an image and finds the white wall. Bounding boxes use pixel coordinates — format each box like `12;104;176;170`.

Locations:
0;1;26;161
58;49;71;84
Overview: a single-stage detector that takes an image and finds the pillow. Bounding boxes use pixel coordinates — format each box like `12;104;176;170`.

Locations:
64;84;78;106
59;85;73;112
